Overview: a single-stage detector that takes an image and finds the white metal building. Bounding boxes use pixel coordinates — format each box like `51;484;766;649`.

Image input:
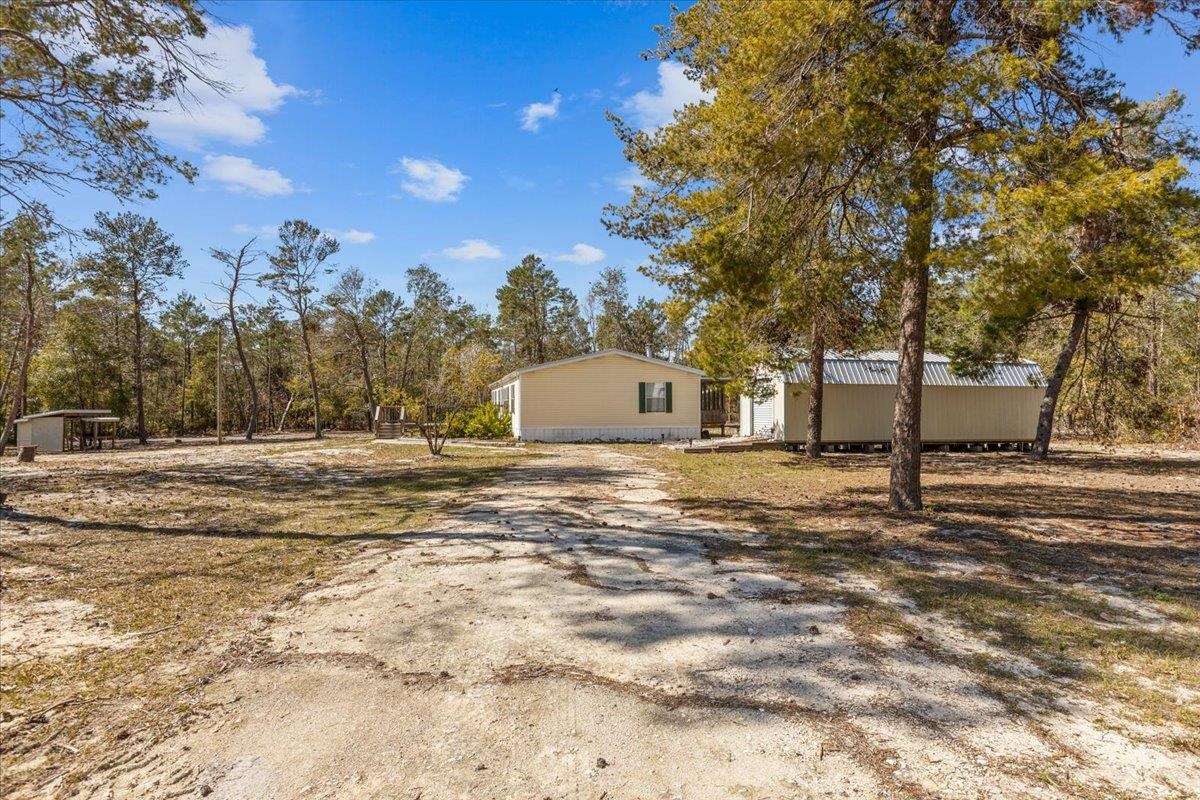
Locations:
738;391;777;438
740;351;1046;445
15;409;117;453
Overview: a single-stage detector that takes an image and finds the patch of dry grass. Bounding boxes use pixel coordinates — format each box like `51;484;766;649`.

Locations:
0;434;528;791
640;444;1200;736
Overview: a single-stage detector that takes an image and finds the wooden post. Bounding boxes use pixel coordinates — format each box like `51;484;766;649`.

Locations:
216;324;224;445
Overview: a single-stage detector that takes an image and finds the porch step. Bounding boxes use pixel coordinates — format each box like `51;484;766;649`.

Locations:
375;422;409;439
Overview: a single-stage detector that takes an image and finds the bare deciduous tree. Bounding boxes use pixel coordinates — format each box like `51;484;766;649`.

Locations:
211;239;261;440
326;267;379;431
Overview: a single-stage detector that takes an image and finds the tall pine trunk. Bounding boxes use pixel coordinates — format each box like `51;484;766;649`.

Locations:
0;327;22;429
889;146;935;512
230;308;258;440
352;319;377;432
298;313;322;439
400;336;414;396
1031;300;1089;460
380;337;389;388
1147;294;1160;398
0;316;32;457
266;327;275;431
133;283;148;445
1;249;37;456
179;343;187;435
805;316;826;458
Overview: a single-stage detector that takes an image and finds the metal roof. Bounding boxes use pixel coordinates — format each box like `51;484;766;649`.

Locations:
16;408;114;422
490;349;705;388
779;351;1046;388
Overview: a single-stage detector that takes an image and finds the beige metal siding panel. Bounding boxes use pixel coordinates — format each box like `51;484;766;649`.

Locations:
23;416;65;453
920;386;1042;441
772;379;787;436
518;354;700;429
780;384;1042;442
823;385;896;441
16;421;32;448
738;395;752;437
780;382;808;441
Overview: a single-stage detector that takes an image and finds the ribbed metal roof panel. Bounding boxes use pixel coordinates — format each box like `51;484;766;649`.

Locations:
780;352;1046;387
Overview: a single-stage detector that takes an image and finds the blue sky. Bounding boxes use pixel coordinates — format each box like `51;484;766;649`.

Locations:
33;1;1200;315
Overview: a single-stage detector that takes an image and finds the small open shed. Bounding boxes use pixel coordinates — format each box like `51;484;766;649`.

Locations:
15;409;117;453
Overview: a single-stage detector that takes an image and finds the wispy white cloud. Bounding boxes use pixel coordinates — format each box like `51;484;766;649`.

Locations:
330;228;376;244
230;224;372;244
203;155;293;196
553;243;605;264
612;167;648;194
231;223;280;239
520;91;562;132
624;62;712;131
443;239;502;261
394;157;468;202
147;25;300;148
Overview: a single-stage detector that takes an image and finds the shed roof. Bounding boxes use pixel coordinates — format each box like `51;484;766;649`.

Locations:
491;349;705;388
16;409;114;422
779;351;1045;388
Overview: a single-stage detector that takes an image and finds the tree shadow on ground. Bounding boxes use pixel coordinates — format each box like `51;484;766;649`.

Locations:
6;445;1198;783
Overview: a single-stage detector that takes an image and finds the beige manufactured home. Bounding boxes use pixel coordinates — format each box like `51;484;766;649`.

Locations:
740;351;1046;446
490;349;703;442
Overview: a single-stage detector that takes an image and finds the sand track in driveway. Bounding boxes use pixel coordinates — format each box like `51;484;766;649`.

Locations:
68;446;1198;800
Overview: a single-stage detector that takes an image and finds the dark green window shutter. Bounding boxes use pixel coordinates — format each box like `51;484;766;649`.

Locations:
638;382;646;413
665;382;673;412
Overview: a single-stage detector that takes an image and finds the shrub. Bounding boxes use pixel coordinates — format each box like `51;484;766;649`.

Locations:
447;403;513;440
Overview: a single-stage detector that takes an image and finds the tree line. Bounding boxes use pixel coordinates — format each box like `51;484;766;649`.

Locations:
0;209;684;448
3;0;1199;513
0;0;652;447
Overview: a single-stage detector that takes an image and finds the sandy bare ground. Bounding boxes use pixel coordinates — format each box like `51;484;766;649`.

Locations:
61;445;1198;799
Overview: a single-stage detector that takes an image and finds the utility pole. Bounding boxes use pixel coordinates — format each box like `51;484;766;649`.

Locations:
216;323;224;445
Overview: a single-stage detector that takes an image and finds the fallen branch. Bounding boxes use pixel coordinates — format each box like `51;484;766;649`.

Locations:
131;621;182;638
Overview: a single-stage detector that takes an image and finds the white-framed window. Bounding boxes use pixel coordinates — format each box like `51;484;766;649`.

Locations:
639;381;672;413
492;384;515;415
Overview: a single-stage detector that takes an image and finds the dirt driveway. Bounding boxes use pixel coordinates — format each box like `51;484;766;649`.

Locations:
77;446;1197;799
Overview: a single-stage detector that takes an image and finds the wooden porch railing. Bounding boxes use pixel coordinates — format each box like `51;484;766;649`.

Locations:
374;405;415;438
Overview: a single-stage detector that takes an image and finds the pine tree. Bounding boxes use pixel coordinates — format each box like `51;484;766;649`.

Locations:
82;212;186;444
260;220;339;439
496;255;587;365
